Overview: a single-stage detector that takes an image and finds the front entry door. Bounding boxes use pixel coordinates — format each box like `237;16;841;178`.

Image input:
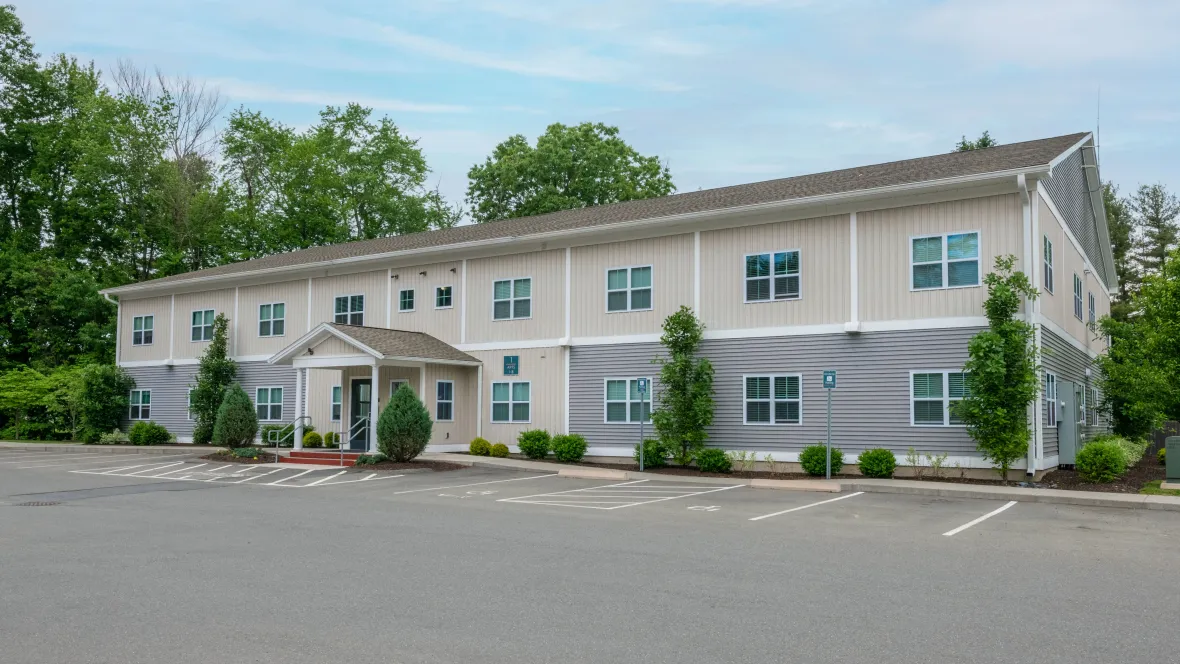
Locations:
350;378;372;451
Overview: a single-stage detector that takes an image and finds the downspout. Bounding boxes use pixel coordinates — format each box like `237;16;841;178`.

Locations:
1018;174;1037;477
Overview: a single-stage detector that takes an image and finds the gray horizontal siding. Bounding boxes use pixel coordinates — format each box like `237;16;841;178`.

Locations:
1043;149;1114;287
571;328;984;456
122;363;297;441
1041;328;1108;457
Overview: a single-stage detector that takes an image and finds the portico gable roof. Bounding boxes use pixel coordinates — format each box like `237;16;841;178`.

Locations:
269;323;481;367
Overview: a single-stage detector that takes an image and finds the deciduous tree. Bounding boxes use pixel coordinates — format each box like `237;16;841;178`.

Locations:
651;306;714;466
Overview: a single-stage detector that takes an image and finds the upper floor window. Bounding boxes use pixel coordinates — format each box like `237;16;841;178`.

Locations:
435;286;453;309
334;295;364;326
491;381;530;422
1088;292;1096;325
256;387;283;421
605;378;652;423
1043;236;1054;294
436;381;454;422
911;371;969;426
745;251;800;302
493;278;531;320
399;289;415;312
607;266;653;312
1045;372;1058;427
129;389;151;420
330;385;342;421
744;375;802;425
912;232;979;290
132;315;154;346
259;303;285;337
1073;274;1083;320
191;309;214;342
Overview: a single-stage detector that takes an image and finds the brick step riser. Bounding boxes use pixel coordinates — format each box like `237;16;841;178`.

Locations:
279;457;355;467
289;451;364;459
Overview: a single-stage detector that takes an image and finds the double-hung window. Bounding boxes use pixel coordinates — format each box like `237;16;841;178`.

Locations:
1045;372;1058;427
129;389;151;420
1091;387;1100;426
256;387;283;421
132;315;154;345
745;251;800;302
436;381;454;421
491;381;530;422
1088;292;1096;325
912;232;979;290
259;303;285;337
331;386;342;421
191;309;214;342
911;371;969;426
1043;236;1055;294
187;389;196;421
1078;386;1086;426
435;286;453;309
604;378;652;423
334;295;364;325
606;266;653;312
493;278;531;320
744;375;802;424
1073;274;1083;320
399;289;415;312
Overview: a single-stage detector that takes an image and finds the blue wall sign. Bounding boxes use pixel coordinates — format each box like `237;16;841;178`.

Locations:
823;370;837;390
637;378;648;394
503;355;519;376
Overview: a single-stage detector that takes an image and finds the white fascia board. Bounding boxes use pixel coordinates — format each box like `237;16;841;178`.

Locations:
268;322;384;365
1046;133;1093;172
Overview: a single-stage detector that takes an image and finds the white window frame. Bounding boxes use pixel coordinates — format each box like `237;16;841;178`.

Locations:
390;379;410;397
1043;236;1054;294
1091;386;1100;426
191;309;215;342
1088;291;1096;325
435;285;453;310
1073;273;1083;321
399;288;415;313
910;231;981;291
605;265;654;313
333;294;365;326
743;250;802;303
129;389;151;420
492;277;532;321
255;386;284;422
1045;372;1058;427
435;380;454;422
258;302;285;337
491;380;531;423
742;374;803;426
1078;385;1086;426
909;370;969;427
132;315;154;346
187;388;195;421
603;377;653;424
330;385;342;422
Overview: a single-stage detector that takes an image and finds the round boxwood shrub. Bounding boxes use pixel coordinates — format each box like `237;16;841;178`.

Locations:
128;421;172;446
490;443;510;458
696;448;732;473
517;429;552;459
799;442;843;476
469;437;492;456
633;439;670;468
303;431;323;448
212;384;259;448
323;431;339;448
1076;439;1127;483
377;384;433;462
552;434;588;463
857;448;896;478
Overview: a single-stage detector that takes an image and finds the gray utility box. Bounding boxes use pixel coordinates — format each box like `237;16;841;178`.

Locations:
1167;437;1180;482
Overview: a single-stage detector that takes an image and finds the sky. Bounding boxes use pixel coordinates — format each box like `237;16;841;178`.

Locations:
17;0;1180;215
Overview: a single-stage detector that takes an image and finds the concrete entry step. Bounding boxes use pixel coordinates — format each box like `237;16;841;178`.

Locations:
281;455;355;467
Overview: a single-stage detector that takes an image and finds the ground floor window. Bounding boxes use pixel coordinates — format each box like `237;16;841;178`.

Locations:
1091;387;1100;426
129;389;151;420
436;381;454;421
1045;372;1058;427
492;381;529;423
604;378;652;423
187;389;195;421
743;375;802;424
331;385;342;421
256;387;283;421
911;371;968;426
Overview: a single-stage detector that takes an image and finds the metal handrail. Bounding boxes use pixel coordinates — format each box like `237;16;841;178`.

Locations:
267;416;313;454
345;417;369;466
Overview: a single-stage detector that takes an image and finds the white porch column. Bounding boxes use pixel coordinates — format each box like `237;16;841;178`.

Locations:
293;368;305;450
475;364;484;438
369;362;380;454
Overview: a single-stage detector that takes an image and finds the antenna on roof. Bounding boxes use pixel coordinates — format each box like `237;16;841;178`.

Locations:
1096;85;1101;168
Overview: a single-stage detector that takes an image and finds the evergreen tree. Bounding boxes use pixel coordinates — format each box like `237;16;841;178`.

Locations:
1130;183;1180;274
1103;182;1138;320
189;314;236;444
376;383;432;461
651;306;715;466
211;383;257;448
955;131;998;152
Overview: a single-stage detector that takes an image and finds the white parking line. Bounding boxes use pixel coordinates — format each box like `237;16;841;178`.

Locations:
146;463;208;478
305;470;348;486
315;472;408;487
2;453;111;464
500;479;743;510
942;501;1017;537
124;461;188;476
748;492;865;521
233;468;282;484
267;469;314;485
388;473;558;495
16;455;145;469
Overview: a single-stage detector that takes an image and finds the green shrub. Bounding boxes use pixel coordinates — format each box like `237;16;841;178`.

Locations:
857;448;896;478
260;424;288;446
97;429;130;445
490;443;509;458
469;437;492;456
212;384;259;448
77;364;136;444
377;384;433;462
799;443;843;476
517;429;552;459
128;421;172;446
354;453;387;466
230;447;262;459
323;431;339;448
1090;434;1150;466
634;438;670;468
696;448;732;473
303;431;323;448
1160;448;1167;465
552;434;588;463
1076;439;1127;483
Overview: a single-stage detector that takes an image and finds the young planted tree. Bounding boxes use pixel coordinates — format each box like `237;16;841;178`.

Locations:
651;306;714;466
376;383;432;462
955;256;1039;481
211;383;258;448
76;364;135;442
189;314;236;444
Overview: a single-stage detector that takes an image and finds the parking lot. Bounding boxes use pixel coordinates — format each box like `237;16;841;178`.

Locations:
3;447;1179;664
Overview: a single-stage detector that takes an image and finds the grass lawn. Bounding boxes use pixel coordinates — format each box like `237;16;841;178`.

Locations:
1140;480;1180;497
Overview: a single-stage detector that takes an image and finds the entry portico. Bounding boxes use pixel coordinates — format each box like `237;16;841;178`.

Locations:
270;323;483;452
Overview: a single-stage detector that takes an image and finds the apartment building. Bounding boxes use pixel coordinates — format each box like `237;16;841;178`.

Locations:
104;133;1115;473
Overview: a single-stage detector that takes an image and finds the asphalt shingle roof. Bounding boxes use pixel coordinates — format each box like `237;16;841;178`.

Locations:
329;324;478;364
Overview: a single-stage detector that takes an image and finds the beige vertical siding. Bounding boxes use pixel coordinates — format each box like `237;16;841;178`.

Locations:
306;368;341;435
310;270;388;330
424;364;478;445
236;280;309;357
465;250;564;343
700;214;850;330
859;194;1022;322
387;260;463;345
467;346;564;444
120;296;172;362
571;234;693;338
1040;196;1067;328
173;288;235;360
1039;196;1107;353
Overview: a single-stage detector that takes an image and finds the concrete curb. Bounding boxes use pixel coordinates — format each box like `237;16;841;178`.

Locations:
418;453;1180;511
0;442;218;455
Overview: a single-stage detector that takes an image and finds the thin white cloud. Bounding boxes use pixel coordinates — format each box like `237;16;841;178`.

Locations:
210;78;469;113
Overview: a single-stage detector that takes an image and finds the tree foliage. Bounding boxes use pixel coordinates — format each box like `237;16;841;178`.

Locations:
189;314;236;444
211;383;258;448
954;131;998;152
651;306;714;466
76;363;135;443
0;367;51;439
955;256;1039;480
376;383;432;461
1103;182;1138;320
1129;183;1180;275
466;122;674;223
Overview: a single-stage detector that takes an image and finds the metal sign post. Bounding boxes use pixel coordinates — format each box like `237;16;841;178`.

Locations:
637;378;648;471
823;371;837;480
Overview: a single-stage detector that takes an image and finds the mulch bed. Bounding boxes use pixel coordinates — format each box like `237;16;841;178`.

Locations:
200;451;279;464
1037;441;1166;493
357;459;466;472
